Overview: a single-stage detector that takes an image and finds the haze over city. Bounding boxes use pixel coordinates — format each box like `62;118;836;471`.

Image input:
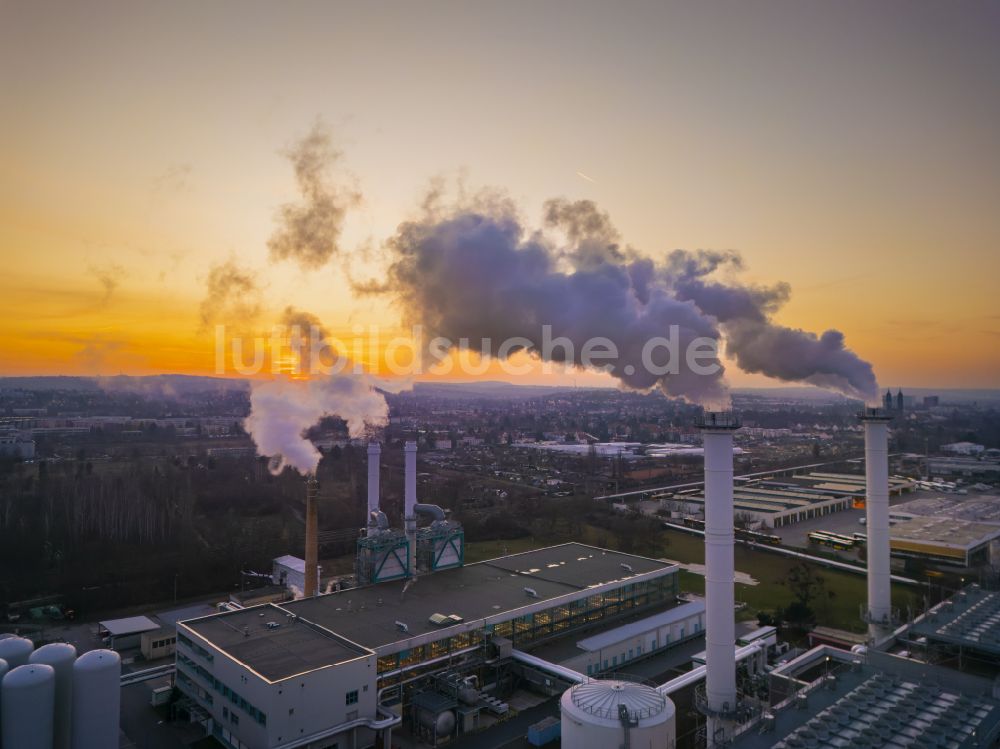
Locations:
2;1;998;388
2;4;1000;749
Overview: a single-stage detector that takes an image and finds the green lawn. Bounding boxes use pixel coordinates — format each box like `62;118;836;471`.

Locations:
660;528;920;633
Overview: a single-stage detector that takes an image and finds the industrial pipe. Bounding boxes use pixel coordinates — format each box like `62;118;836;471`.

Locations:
304;478;319;598
367;442;381;523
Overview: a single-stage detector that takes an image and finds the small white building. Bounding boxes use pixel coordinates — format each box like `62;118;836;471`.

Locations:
99;615;161;651
559;600;706;676
272;555;320;595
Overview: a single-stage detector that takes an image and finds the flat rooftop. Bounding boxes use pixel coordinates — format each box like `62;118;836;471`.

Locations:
282;543;672;651
183;544;675;672
734;650;1000;749
890;515;1000;551
892;494;1000;525
184;604;370;682
910;585;1000;655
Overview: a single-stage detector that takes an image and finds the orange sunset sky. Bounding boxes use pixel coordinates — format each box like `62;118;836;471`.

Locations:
1;1;998;389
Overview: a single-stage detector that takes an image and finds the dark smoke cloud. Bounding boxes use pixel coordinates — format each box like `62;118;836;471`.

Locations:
199;260;262;328
375;193;878;403
665;251;877;400
383;196;728;403
267;123;360;269
543;198;629;271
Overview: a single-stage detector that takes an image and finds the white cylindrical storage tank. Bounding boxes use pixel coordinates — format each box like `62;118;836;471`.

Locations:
70;649;121;749
2;663;56;749
0;636;34;669
560;680;675;749
30;642;77;749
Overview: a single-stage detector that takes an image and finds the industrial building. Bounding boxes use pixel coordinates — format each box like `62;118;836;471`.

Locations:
174;441;687;749
170;417;1000;749
926;455;1000;477
97;614;161;651
888;515;1000;568
664;470;914;528
732;645;1000;749
891;493;1000;525
175;543;682;748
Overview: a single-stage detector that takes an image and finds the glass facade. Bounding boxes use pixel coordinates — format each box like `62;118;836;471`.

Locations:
375;572;677;686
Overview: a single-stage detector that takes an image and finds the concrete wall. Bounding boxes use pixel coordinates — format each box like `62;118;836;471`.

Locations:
140;630;176;660
178;624;378;749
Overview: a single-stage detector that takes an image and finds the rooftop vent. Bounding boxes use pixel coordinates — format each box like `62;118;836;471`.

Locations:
524;587;539;598
395;620;409;633
265;621;280;630
620;563;634;574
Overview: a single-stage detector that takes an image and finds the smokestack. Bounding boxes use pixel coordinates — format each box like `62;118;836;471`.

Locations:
404;441;417;577
367;442;381;525
860;407;892;640
304;478;319;598
699;410;740;747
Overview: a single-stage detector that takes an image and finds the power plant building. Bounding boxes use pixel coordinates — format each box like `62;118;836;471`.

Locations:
175;543;681;749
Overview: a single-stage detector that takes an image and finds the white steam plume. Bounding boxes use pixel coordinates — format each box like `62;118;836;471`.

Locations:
245;372;392;476
243;309;408;476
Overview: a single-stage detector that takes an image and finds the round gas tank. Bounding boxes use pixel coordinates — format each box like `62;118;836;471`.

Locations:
419;708;455;735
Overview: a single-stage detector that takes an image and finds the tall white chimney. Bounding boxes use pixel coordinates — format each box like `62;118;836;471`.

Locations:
404;441;418;577
700;411;740;747
367;442;381;524
860;407;892;641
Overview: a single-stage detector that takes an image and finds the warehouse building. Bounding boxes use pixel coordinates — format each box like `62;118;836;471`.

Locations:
175;543;682;749
665;471;914;528
888;516;1000;568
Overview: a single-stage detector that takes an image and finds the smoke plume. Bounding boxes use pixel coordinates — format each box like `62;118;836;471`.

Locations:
375;192;877;403
244;310;411;476
245;371;392;476
267;123;361;269
199;260;262;328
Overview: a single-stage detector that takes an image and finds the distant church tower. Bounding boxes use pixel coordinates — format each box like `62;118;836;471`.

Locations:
896;389;904;413
884;389;894;412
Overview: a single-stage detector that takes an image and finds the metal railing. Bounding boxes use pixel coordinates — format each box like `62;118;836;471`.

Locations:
697;411;742;429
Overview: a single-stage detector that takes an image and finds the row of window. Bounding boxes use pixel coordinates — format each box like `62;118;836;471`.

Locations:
150;636;176;649
177;653;267;727
177;631;214;663
375;574;677;682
